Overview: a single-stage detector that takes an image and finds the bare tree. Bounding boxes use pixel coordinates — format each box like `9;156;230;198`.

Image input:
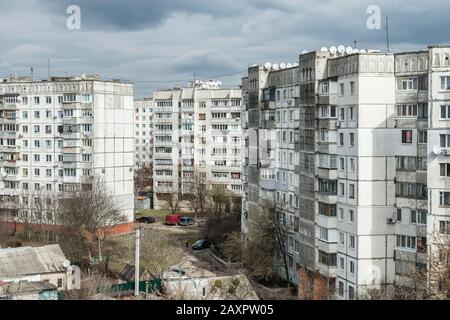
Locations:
58;177;126;266
163;192;181;215
184;169;209;221
134;161;153;193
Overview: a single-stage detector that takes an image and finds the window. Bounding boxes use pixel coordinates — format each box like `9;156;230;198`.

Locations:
349;261;355;274
349;107;354;120
439;192;450;207
339;257;345;270
46;96;52;104
349;235;356;249
340;83;345;96
401;130;413;144
350;81;355;95
398;77;418;91
440;163;450;177
339;232;345;246
339;108;345;121
439;221;450;234
349;210;354;223
338;282;344;296
34;96;40;104
441;76;450;90
349;184;355;199
396;235;416;250
397;104;417;117
411;210;427;225
349;133;355;146
349;158;355;172
418;103;428;119
418;130;427;144
318;226;329;241
339;133;344;146
339;183;345;196
348;286;355;300
22;111;28;119
34;111;40;119
440;105;450;119
339;208;344;221
440;134;450;148
339;158;345;171
397;209;402;222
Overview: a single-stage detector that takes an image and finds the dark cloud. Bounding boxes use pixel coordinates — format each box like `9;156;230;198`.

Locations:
0;0;449;97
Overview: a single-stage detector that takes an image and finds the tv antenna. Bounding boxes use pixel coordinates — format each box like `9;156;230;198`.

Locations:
385;17;390;53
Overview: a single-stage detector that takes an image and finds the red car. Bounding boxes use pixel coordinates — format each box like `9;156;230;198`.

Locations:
165;214;181;226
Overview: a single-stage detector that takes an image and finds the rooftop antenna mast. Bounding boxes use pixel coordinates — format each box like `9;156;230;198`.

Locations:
31;67;34;81
385;16;390;53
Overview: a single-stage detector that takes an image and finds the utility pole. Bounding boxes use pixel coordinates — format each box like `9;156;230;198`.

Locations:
134;227;140;297
385;16;390;53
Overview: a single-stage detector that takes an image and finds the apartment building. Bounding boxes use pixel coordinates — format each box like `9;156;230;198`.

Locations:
241;63;300;284
0;75;135;224
152;81;243;209
134;98;154;168
242;45;450;299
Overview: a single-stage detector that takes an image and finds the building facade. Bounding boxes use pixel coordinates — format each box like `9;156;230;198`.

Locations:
0;75;135;224
134;98;154;168
241;63;301;284
152;81;243;209
242;45;450;299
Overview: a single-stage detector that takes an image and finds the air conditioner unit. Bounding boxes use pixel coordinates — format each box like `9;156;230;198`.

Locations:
387;217;396;225
443;149;450;155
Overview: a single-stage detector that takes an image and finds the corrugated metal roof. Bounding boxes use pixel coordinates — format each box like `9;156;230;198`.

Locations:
0;245;67;279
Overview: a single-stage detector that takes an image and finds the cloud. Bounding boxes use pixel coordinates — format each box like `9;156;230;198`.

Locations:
0;0;449;97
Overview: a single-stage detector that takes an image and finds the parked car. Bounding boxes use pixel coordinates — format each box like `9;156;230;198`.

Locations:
165;214;181;225
136;216;155;224
178;216;195;226
192;239;211;251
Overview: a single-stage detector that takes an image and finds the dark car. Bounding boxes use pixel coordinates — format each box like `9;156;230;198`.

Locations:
178;217;195;226
136;216;155;224
192;239;211;251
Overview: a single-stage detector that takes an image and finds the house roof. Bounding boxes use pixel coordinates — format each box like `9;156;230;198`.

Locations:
119;263;148;282
0;245;68;279
5;281;57;294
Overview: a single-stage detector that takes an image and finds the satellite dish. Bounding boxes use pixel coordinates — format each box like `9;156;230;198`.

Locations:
272;64;279;71
280;63;286;69
302;50;309;54
346;47;354;54
286;63;293;68
329;46;337;55
359;49;367;54
352;48;360;54
320;47;328;52
338;45;346;54
264;62;272;71
433;145;442;155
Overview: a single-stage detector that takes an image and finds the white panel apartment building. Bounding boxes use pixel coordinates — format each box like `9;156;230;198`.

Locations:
0;75;135;223
242;45;450;299
134;98;154;168
241;64;300;284
152;81;243;208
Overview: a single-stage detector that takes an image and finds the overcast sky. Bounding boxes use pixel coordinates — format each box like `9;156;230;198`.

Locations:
0;0;449;97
